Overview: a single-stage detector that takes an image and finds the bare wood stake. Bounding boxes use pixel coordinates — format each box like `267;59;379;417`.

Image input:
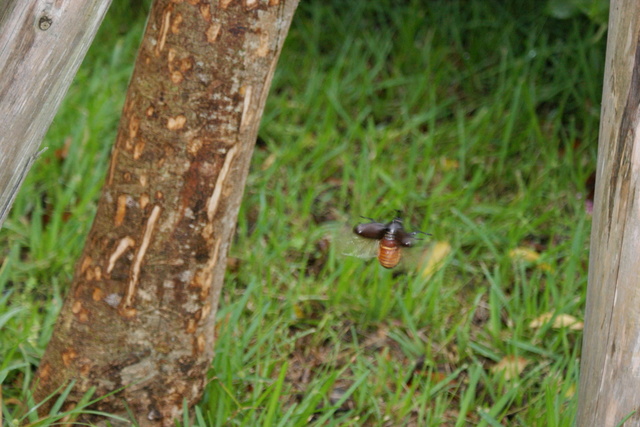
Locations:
577;1;640;425
0;0;112;229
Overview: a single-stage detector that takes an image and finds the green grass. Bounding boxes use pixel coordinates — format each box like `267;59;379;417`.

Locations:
0;0;604;425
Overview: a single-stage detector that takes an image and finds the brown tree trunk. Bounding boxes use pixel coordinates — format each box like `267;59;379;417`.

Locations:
0;0;112;229
577;1;640;425
33;0;299;424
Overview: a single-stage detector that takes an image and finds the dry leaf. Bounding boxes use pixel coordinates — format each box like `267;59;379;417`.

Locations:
564;383;576;399
439;157;459;171
261;152;277;170
420;241;452;279
553;314;583;330
509;247;554;272
537;262;554;272
509;247;540;262
491;355;529;380
293;303;305;320
292;298;327;321
529;312;583;330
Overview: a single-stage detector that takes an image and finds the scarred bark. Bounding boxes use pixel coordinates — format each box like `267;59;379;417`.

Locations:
33;0;298;424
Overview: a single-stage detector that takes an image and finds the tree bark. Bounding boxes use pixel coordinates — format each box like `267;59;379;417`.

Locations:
577;1;640;425
0;0;112;229
33;0;298;424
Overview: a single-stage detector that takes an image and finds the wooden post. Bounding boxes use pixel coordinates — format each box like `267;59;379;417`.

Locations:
577;1;640;425
0;0;112;228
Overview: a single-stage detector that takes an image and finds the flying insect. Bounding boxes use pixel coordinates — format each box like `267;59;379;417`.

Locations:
349;216;429;269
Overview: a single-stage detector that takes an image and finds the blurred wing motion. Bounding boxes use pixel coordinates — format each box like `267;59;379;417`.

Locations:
336;229;380;259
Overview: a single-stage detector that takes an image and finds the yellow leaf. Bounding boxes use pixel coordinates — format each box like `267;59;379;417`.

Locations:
292;303;305;319
261;153;277;170
491;355;529;380
439;157;459;171
553;314;583;330
564;383;576;399
529;312;583;330
509;247;540;262
538;262;554;272
420;241;452;279
509;247;554;273
529;312;553;328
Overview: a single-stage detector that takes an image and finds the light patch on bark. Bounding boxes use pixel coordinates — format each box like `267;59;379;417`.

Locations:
171;70;184;84
171;12;183;34
78;360;92;376
115;194;128;227
186;317;196;334
80;256;93;273
133;138;146;159
107;150;119;185
129;115;140;139
256;31;270;57
179;57;193;73
196;334;205;354
105;293;121;307
187;137;204;155
38;363;51;381
122;205;162;310
92;287;104;301
61;349;78;367
72;300;83;314
206;22;222;44
206;144;239;222
220;0;234;9
156;7;172;56
245;0;258;10
188;238;221;301
107;236;136;274
72;300;89;322
240;85;253;131
140;193;150;209
201;302;212;321
119;305;137;318
167;114;187;130
201;239;221;300
200;3;211;22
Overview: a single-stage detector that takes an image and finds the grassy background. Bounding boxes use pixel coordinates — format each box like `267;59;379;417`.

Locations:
0;0;605;425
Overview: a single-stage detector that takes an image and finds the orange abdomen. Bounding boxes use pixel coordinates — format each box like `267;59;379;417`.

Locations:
378;238;400;269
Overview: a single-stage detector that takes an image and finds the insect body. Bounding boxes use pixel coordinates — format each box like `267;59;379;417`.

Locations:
352;217;428;269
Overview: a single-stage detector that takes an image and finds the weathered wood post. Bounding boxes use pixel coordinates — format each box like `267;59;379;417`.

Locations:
0;0;112;228
577;1;640;425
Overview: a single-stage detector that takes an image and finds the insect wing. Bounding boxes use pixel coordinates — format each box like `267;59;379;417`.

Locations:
323;222;378;260
338;232;380;259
